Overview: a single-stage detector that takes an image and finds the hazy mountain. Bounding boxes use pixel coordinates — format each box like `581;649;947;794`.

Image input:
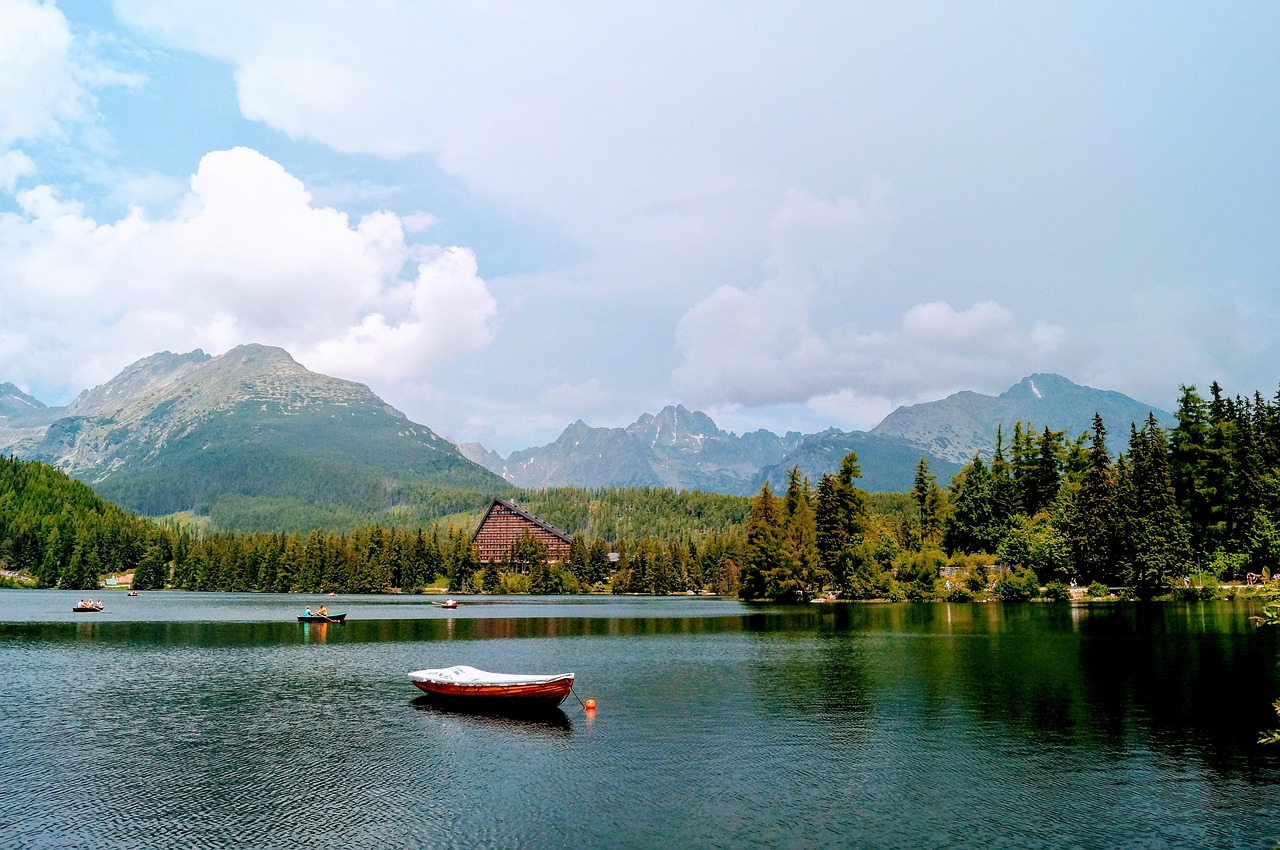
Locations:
3;355;1174;520
756;429;964;493
0;383;64;457
477;404;804;495
469;374;1172;494
0;382;60;426
872;373;1175;463
19;344;503;517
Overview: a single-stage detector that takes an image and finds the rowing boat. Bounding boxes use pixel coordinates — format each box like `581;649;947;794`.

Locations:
297;612;347;623
408;665;574;707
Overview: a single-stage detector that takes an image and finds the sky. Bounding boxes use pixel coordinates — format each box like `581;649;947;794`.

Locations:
1;1;1278;455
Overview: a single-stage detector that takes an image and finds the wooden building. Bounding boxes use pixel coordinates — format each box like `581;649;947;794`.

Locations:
471;498;573;566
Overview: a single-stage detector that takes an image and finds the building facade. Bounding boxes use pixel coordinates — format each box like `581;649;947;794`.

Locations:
471;498;574;567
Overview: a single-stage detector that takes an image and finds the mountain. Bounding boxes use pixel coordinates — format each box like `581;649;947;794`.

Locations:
756;429;964;493
0;382;59;425
476;404;804;495
469;374;1173;494
15;344;504;519
0;383;64;457
3;355;1173;521
872;373;1175;463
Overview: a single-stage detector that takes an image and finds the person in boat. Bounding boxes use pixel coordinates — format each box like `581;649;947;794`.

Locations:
304;606;313;617
318;605;328;617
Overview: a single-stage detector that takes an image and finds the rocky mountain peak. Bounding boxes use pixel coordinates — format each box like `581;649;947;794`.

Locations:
0;382;56;429
627;404;722;448
65;349;212;419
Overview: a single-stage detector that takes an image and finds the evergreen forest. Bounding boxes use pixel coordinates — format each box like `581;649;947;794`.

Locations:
3;381;1280;600
736;382;1280;601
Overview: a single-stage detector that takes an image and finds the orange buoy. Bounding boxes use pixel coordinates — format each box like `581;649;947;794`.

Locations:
584;698;597;710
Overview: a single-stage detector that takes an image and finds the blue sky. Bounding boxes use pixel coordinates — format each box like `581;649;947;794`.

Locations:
1;1;1278;454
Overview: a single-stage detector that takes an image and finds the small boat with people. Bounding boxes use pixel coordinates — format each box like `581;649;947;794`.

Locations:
432;598;459;609
297;605;346;623
408;665;575;707
73;599;104;613
127;590;139;597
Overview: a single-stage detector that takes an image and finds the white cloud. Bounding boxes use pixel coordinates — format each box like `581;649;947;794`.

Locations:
539;378;611;418
0;146;496;397
674;189;1069;422
0;0;85;144
0;148;35;191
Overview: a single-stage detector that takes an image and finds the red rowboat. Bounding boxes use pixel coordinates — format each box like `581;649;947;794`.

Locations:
408;665;574;707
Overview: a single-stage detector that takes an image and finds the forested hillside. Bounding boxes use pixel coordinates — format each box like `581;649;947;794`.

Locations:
736;381;1280;601
0;456;157;589
0;455;751;594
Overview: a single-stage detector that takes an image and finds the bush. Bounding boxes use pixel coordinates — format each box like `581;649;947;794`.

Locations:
904;581;935;602
993;566;1040;602
497;573;531;594
1042;580;1071;602
1086;581;1110;598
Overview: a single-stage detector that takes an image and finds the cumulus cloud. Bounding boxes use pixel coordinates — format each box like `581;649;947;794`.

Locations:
0;146;496;395
0;0;85;144
0;149;35;192
673;191;1068;420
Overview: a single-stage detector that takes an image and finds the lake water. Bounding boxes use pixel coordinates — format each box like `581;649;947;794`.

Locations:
2;591;1279;849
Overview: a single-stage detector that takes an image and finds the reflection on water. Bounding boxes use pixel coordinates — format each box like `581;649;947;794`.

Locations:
1;594;1278;849
411;696;573;735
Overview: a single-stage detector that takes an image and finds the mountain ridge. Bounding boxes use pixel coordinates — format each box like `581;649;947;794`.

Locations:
2;344;503;522
1;352;1173;510
465;374;1173;493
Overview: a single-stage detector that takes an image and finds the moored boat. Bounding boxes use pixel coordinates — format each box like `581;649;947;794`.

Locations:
297;612;347;623
408;665;574;707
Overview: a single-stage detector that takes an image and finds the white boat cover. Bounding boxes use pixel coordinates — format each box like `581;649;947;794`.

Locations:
407;665;573;686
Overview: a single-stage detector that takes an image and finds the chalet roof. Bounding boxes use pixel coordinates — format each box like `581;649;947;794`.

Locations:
471;498;574;545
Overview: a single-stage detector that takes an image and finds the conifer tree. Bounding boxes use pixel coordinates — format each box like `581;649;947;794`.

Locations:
739;481;786;600
587;537;612;585
781;467;819;591
1064;414;1117;585
911;458;945;546
1122;415;1191;596
943;455;1003;554
1026;427;1063;515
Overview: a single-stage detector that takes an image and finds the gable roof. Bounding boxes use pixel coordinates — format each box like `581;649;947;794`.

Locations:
471;498;574;546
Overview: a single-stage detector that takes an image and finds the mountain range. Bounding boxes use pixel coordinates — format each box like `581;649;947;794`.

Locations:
1;348;1173;525
460;373;1173;495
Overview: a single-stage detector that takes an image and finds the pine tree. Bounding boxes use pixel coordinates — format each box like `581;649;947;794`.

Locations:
1170;385;1212;556
1065;414;1117;585
739;482;787;600
781;467;819;592
943;455;1003;554
1026;427;1063;515
1122;414;1191;597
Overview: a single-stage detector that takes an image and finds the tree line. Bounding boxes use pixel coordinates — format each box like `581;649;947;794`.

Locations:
737;381;1280;601
5;379;1278;600
0;454;745;593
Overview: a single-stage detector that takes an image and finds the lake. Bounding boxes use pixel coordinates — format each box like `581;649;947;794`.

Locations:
2;590;1278;849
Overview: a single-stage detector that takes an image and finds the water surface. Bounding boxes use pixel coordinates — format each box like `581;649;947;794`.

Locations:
2;591;1278;848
